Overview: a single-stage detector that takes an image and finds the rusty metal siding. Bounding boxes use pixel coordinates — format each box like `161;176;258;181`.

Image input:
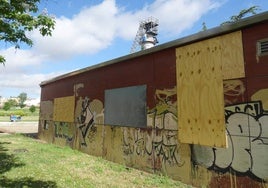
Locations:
243;21;268;77
41;48;176;109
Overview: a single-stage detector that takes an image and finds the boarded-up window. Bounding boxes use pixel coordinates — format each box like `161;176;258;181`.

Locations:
104;85;147;127
176;31;244;148
53;96;75;122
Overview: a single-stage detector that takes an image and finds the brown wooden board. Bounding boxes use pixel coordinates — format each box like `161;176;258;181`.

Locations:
176;37;226;147
221;31;245;79
176;31;245;147
53;96;75;122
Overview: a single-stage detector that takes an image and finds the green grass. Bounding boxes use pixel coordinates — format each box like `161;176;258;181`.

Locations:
0;134;192;188
0;116;38;122
0;108;39;117
0;108;39;122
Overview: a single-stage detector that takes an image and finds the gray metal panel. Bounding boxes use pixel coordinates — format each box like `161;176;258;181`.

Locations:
104;85;147;127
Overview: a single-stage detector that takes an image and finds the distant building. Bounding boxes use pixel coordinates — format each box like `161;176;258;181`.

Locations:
0;97;8;108
25;98;40;107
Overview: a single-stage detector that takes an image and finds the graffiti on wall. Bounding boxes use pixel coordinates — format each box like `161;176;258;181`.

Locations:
77;97;104;146
223;80;245;105
54;122;74;142
192;101;268;181
123;87;184;170
123;128;183;170
148;87;177;130
74;87;267;182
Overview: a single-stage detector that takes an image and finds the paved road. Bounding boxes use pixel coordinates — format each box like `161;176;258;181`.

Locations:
0;122;38;134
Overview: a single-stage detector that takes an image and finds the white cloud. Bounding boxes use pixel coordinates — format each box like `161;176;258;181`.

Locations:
0;68;66;98
149;0;221;36
32;0;222;59
31;0;118;59
0;47;65;98
0;47;44;69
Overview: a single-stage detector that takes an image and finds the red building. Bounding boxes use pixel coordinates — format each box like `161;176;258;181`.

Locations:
39;12;268;187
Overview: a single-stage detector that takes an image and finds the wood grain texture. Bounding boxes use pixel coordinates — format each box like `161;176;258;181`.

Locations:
176;34;228;147
53;96;75;122
221;31;245;79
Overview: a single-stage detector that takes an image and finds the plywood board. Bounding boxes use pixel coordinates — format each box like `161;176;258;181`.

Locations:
221;31;245;79
176;36;226;147
53;96;75;122
40;100;53;120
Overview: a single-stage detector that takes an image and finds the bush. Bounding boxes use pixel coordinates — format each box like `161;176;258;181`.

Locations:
3;102;11;111
29;105;36;113
0;109;27;116
14;110;27;116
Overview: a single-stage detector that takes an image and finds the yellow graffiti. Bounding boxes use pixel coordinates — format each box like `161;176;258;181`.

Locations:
154;87;177;116
251;89;268;110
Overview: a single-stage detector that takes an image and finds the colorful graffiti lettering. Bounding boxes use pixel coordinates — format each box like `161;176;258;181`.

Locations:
192;101;268;181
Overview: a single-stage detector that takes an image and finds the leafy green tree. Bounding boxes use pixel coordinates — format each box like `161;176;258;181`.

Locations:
222;6;260;25
3;101;11;111
29;105;36;113
18;92;27;108
7;99;18;107
0;0;55;65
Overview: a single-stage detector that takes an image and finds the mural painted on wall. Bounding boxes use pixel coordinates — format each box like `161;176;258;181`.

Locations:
77;97;104;146
192;100;268;182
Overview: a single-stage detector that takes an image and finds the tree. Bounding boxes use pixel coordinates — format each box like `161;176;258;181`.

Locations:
29;105;36;113
7;98;18;107
3;101;11;111
0;0;55;65
18;92;27;108
221;6;260;25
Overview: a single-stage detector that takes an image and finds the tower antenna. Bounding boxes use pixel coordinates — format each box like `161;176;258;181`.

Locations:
130;17;159;53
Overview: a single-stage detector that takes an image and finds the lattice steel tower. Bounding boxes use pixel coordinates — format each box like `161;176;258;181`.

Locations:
130;17;159;53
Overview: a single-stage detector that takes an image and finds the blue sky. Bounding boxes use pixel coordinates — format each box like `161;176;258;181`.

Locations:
0;0;268;99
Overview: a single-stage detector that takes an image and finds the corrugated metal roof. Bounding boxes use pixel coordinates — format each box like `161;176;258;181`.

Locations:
40;11;268;86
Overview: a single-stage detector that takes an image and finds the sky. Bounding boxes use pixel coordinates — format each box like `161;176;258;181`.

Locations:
0;0;268;100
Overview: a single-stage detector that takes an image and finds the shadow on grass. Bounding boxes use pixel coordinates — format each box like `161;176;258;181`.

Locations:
0;177;57;188
0;142;24;174
0;142;57;187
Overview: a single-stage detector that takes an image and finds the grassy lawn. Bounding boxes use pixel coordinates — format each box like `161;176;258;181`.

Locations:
0;116;38;122
0;108;39;122
0;134;192;188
